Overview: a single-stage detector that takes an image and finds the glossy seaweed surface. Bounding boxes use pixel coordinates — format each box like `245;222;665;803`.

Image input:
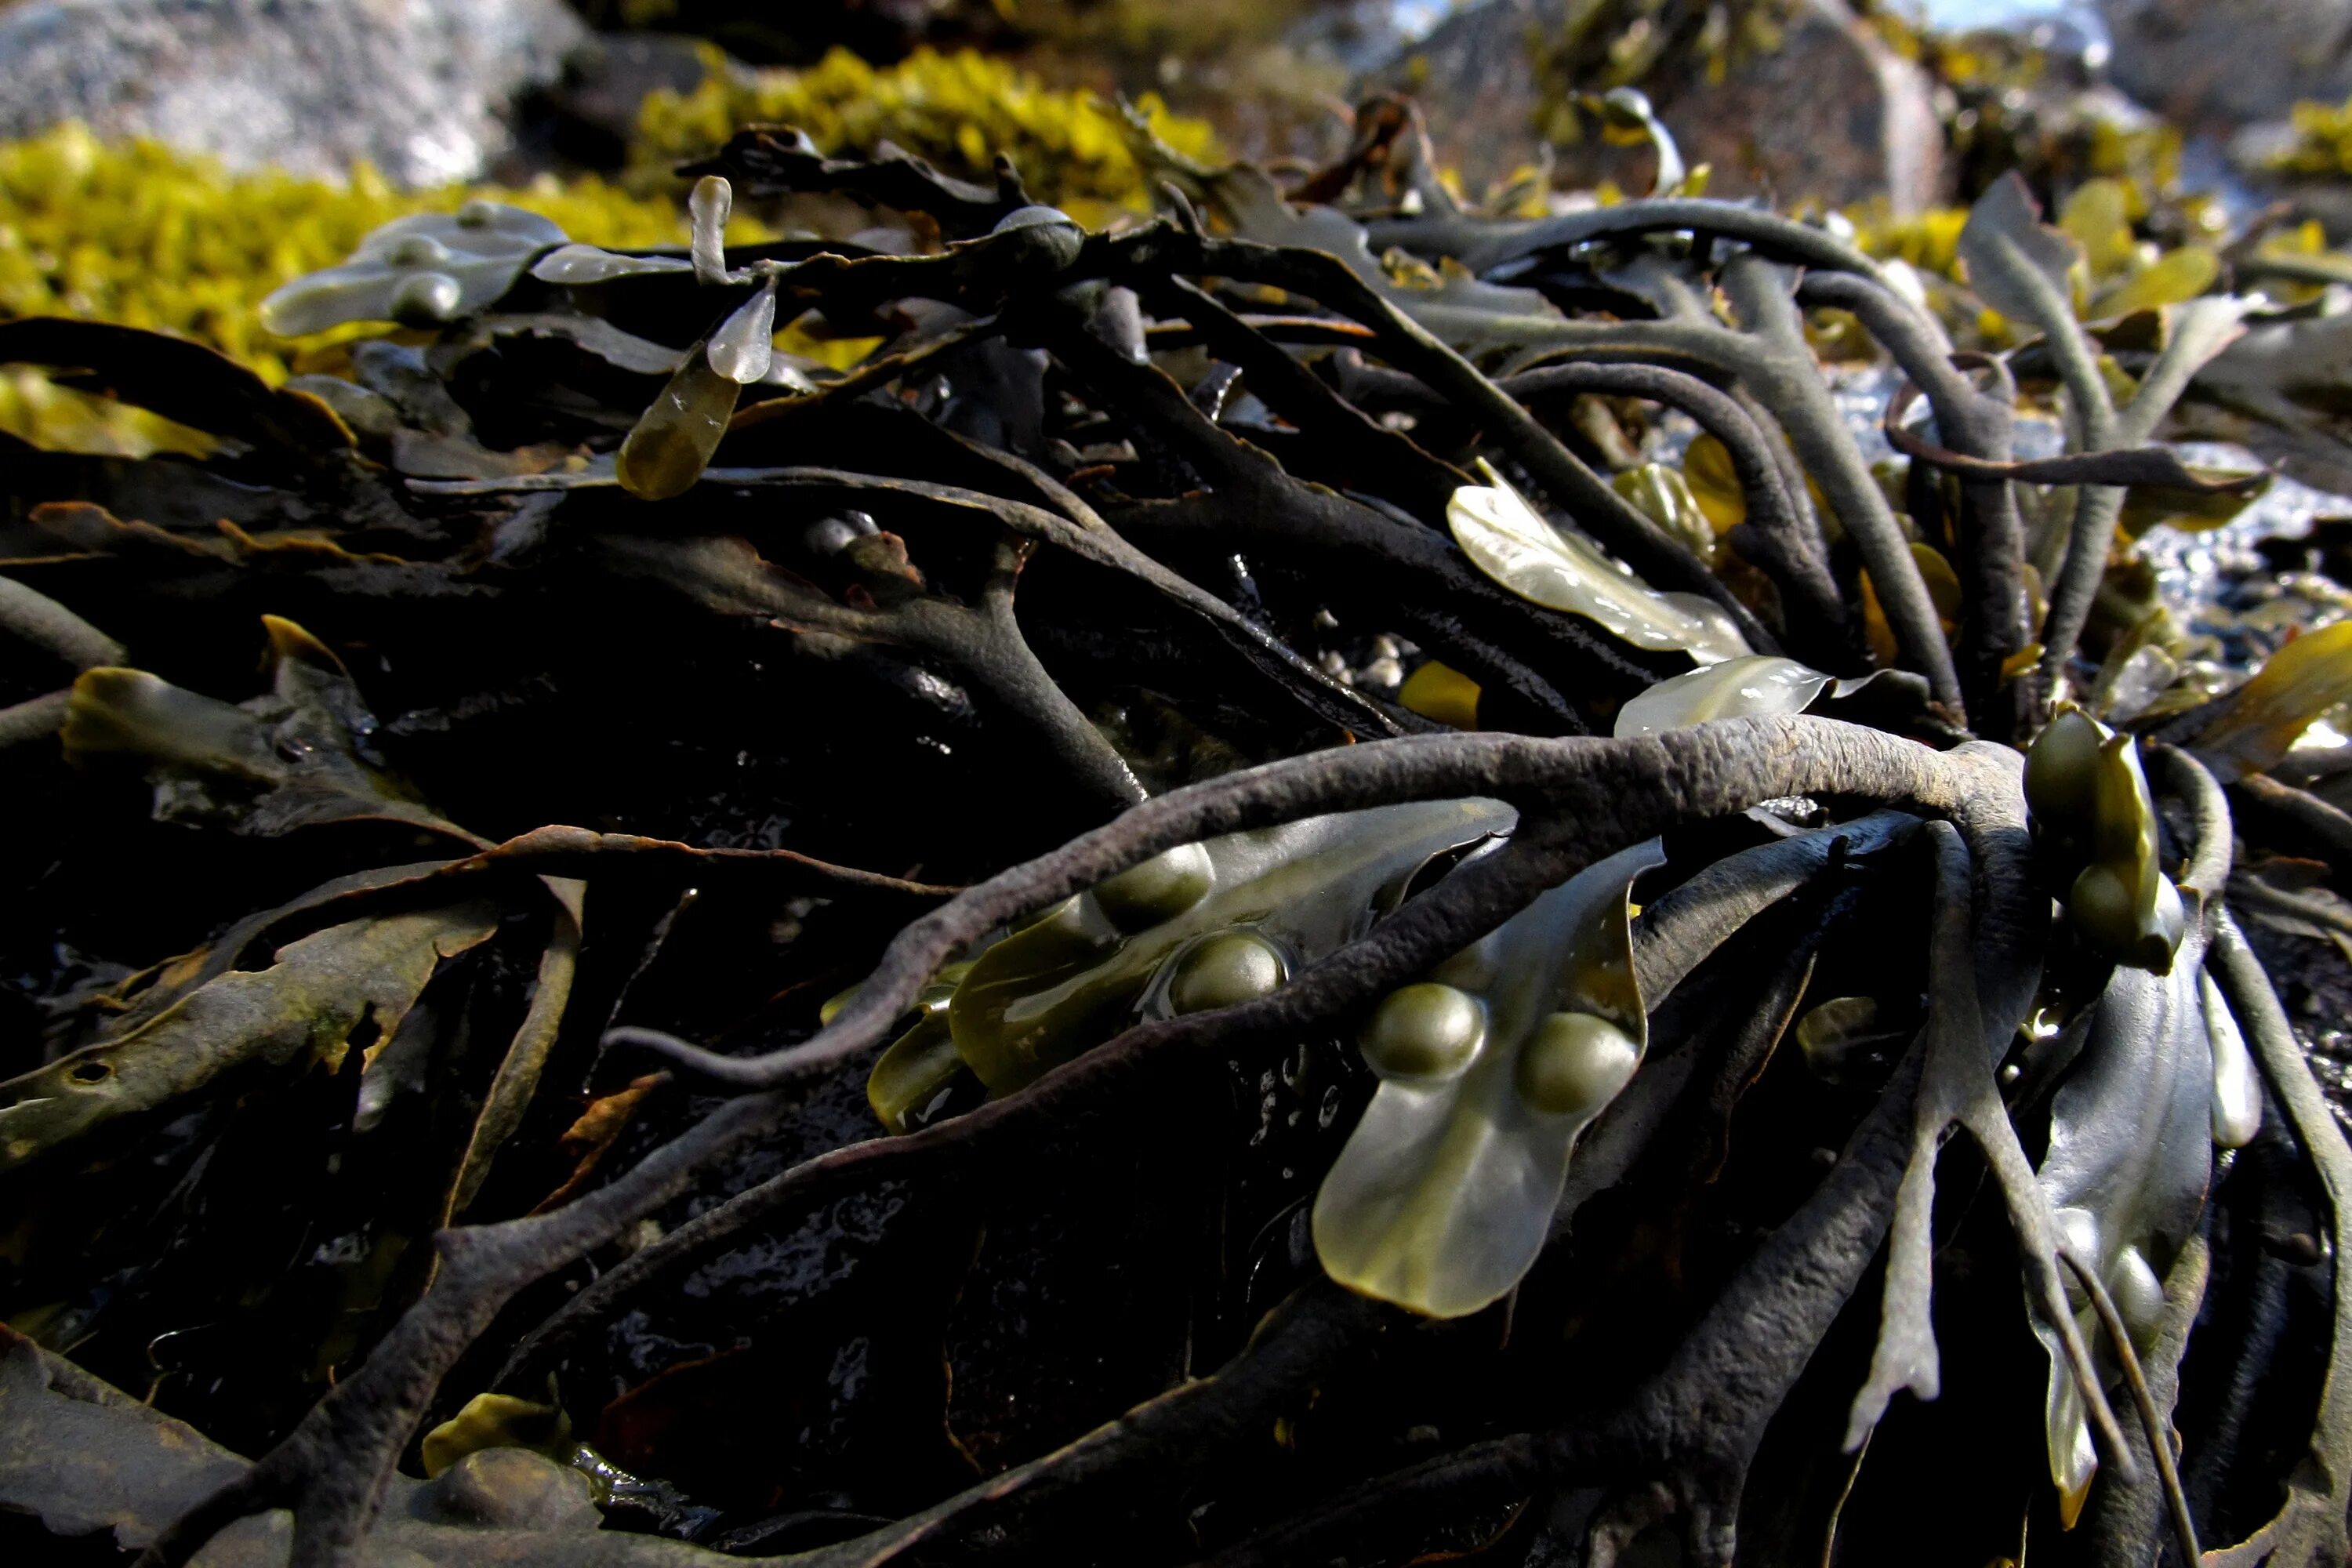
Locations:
4;89;2352;1568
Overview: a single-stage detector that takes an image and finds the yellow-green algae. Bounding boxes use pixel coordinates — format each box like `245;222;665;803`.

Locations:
0;122;760;452
630;45;1221;223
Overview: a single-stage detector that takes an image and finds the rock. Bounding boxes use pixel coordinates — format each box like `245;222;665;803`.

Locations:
0;1327;719;1565
1362;0;1548;196
532;32;717;169
1366;0;1944;214
2100;0;2352;132
0;0;590;187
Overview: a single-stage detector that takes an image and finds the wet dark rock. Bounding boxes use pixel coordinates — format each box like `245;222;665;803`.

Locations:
0;0;589;187
414;1447;601;1533
528;33;718;172
0;1328;722;1563
569;0;991;67
2101;0;2352;132
1365;0;1944;212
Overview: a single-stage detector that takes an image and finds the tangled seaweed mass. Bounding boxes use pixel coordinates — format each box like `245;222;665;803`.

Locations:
8;84;2352;1568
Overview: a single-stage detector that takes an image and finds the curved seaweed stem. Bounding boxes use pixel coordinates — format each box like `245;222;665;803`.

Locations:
1490;263;1965;716
1087;228;1773;647
1204;1032;1939;1568
1501;361;1846;644
1137;272;1471;519
2039;296;2249;695
1630;811;1920;1004
0;572;125;671
2058;1245;2204;1567
1363;197;1904;286
2205;915;2352;1566
1716;253;1962;719
1842;822;2132;1475
1971;219;2121;694
620;718;2034;1092
0;689;71;748
787;1284;1392;1568
2227;771;2352;883
1799;270;2031;732
604;531;1148;813
134;1087;797;1568
2154;744;2234;903
1043;310;1640;730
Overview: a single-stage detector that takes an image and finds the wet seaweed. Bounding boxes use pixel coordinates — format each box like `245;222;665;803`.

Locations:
1;90;2350;1568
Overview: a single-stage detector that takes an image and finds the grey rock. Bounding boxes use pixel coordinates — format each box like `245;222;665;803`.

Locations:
1367;0;1944;214
2101;0;2352;131
1362;0;1548;196
0;1328;721;1565
535;31;714;166
0;0;589;187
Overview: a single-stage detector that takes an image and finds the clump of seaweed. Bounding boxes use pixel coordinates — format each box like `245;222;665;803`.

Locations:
0;84;2350;1568
0;123;739;377
630;45;1221;218
2264;93;2352;182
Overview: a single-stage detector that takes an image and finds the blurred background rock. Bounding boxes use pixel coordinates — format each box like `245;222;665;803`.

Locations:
0;1;2340;207
5;0;2352;422
0;0;591;187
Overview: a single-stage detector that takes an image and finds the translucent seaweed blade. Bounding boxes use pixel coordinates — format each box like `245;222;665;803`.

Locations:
706;278;779;384
2034;944;2216;1504
2089;245;2219;321
370;201;567;259
259;264;401;338
1613;655;1833;739
1680;432;1745;532
946;897;1132;1094
1589;86;1686;198
616;348;741;501
2074;733;2184;971
2194;620;2352;780
946;800;1517;1095
62;667;279;779
419;1392;570;1479
1613;463;1715;562
531;245;695;285
868;1011;966;1134
1448;466;1749;665
1313;838;1665;1319
258;205;562;336
2060;179;2136;281
56;628;444;838
1398;660;1481;729
2025;703;2107;839
0;904;500;1174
